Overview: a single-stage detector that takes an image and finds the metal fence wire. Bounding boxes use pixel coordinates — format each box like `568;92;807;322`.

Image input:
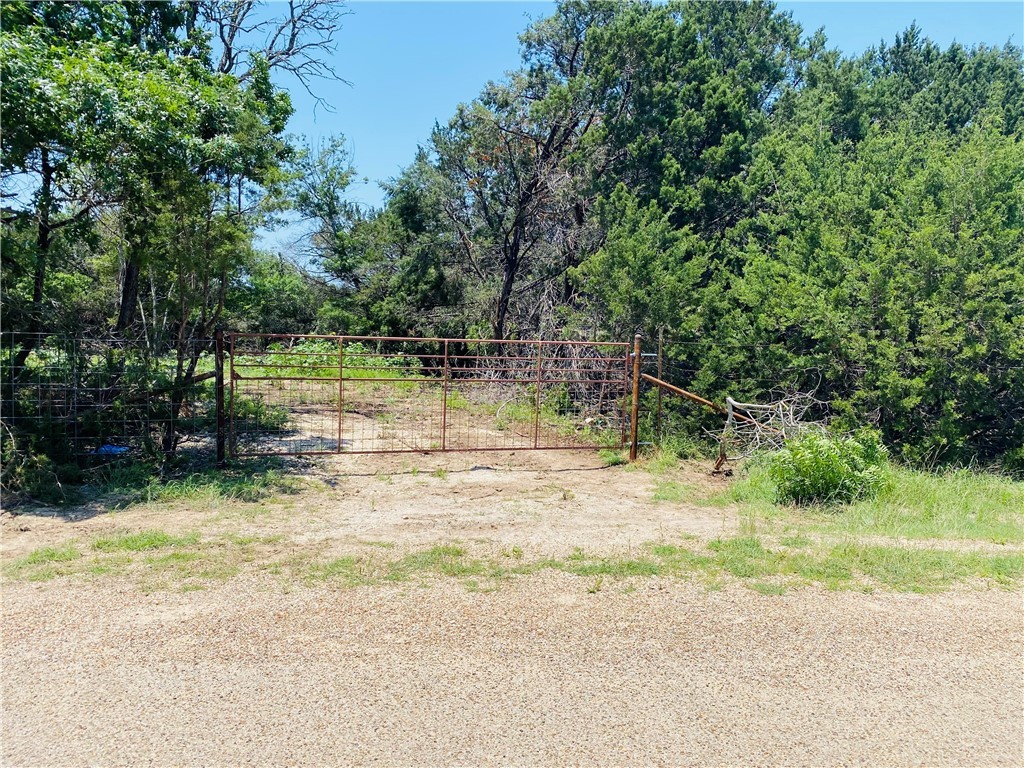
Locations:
1;333;218;466
228;334;631;456
2;332;633;467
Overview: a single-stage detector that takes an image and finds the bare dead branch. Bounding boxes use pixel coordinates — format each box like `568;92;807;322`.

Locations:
200;0;351;109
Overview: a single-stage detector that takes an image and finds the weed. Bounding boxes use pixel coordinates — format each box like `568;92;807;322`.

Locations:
222;533;284;546
643;436;706;473
446;390;470;411
431;467;449;480
391;544;476;577
648;543;682;558
599;449;627;467
769;429;891;505
87;560;128;577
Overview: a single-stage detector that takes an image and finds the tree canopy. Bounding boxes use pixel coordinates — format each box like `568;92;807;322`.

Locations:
3;0;1022;469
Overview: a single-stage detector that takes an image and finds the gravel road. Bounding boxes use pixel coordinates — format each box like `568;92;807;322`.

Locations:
3;574;1021;767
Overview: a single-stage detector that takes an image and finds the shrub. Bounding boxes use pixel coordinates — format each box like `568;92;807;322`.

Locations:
769;429;891;505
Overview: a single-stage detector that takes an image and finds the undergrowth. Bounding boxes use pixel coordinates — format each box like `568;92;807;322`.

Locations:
90;459;301;506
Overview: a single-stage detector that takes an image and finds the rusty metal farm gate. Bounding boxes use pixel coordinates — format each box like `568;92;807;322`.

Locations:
226;333;636;458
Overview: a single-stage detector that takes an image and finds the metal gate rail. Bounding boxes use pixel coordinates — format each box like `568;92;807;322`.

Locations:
227;334;632;457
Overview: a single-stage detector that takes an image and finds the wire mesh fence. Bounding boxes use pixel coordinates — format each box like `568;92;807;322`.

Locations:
1;333;219;470
228;334;631;456
6;328;1018;481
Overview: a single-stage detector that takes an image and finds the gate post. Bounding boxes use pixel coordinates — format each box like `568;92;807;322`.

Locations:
337;337;344;453
215;329;225;467
656;326;664;443
533;340;543;449
441;340;449;450
629;333;642;462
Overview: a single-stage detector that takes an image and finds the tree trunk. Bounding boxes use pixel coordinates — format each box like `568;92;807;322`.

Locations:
160;344;202;457
115;205;148;337
115;257;141;335
493;255;518;341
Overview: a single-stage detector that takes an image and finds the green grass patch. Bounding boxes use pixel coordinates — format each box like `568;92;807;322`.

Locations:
826;543;1023;592
388;544;486;578
4;528;281;587
93;530;200;553
599;449;627;467
750;582;788;596
94;458;302;508
6;525;1019;595
144;551;202;566
141;469;299;505
307;556;366;585
4;543;83;581
21;542;81;565
707;536;779;578
709;463;1024;544
652;479;696;503
824;469;1024;544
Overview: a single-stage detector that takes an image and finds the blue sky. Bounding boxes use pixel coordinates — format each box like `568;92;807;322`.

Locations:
274;1;1023;213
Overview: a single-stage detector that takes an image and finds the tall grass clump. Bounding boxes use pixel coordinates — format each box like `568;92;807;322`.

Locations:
769;429;891;505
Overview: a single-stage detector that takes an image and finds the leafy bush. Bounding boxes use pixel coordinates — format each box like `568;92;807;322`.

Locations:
769;429;891;505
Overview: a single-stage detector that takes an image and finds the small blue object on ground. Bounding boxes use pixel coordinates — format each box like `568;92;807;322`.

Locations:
94;445;130;456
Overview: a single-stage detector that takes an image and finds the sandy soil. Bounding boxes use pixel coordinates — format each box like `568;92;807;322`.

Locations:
0;451;736;561
2;450;1022;766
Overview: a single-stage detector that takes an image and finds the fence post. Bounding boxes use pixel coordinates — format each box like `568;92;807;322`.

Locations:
656;326;664;443
629;333;642;461
337;337;344;454
533;340;543;449
215;329;225;467
441;339;449;450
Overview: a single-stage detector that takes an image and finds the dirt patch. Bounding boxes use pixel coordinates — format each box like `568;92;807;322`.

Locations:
0;450;735;561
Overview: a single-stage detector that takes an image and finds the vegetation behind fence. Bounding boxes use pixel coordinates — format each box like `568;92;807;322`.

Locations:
1;333;219;499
